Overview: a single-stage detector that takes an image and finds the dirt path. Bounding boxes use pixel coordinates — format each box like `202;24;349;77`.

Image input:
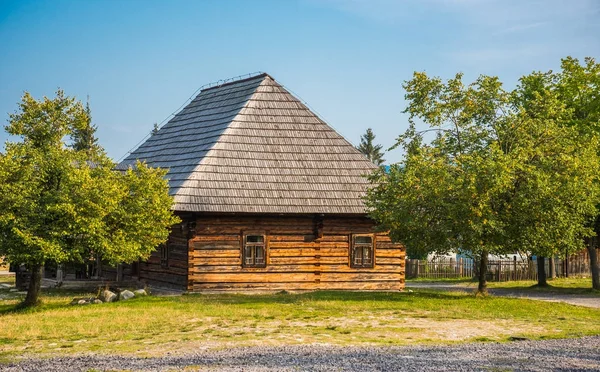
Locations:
406;282;600;308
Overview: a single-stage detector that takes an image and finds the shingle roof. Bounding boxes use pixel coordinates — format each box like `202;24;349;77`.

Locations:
118;73;378;214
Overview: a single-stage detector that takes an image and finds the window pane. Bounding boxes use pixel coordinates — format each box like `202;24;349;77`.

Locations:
247;235;264;243
245;245;254;265
255;246;265;264
355;236;372;244
354;247;363;265
363;247;372;265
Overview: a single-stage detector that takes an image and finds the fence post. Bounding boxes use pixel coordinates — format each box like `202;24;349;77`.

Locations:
496;261;501;281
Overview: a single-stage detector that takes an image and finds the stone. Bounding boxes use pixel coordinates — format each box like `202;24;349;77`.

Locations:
133;289;147;297
93;299;103;304
99;289;117;303
119;289;135;301
77;299;87;305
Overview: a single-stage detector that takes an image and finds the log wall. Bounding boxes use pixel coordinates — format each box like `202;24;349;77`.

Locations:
188;214;405;291
138;223;190;289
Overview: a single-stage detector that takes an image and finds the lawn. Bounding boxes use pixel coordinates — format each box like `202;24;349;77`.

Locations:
486;277;599;295
0;275;15;286
1;288;600;362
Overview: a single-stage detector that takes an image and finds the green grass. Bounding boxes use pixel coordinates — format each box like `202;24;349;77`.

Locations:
487;277;600;295
0;275;15;286
1;288;600;361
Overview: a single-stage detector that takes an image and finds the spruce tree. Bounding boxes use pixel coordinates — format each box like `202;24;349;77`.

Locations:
71;99;100;154
357;128;385;165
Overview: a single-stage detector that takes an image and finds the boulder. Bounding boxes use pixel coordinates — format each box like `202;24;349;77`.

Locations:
71;297;94;305
93;299;103;304
119;289;135;301
99;289;117;303
133;289;147;297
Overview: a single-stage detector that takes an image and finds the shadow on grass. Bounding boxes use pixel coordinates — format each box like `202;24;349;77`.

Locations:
183;289;474;306
0;289;480;316
492;284;600;296
0;288;99;316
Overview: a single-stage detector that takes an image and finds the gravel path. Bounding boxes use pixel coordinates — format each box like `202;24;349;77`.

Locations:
406;282;600;308
3;337;600;371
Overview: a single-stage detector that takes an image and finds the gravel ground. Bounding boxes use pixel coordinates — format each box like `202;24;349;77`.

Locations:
3;336;600;371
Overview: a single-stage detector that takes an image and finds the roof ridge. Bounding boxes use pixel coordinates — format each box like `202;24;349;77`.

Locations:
200;72;270;93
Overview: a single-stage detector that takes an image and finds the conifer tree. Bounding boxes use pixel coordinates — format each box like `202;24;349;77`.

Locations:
357;128;385;165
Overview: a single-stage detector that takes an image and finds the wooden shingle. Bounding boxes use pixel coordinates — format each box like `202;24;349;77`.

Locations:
118;73;378;214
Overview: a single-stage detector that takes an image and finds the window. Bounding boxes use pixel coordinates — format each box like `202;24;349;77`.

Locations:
160;244;168;268
351;235;374;268
243;235;266;268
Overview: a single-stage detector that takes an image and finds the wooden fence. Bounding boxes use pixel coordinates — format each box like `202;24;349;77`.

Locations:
406;250;597;281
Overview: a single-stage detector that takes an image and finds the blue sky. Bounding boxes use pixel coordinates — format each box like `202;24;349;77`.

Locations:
1;0;598;163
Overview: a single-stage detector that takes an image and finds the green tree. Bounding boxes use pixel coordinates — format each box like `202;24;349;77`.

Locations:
554;57;600;289
0;91;179;306
151;123;159;136
357;128;385;165
366;70;600;293
71;99;100;154
509;66;600;286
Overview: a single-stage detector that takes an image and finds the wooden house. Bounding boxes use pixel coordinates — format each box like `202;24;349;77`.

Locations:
118;73;405;291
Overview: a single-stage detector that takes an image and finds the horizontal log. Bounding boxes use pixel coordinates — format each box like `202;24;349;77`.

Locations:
190;272;315;283
193;250;241;258
192;242;240;250
319;272;404;281
169;236;189;245
192;257;242;265
312;281;404;291
191;281;318;291
376;257;405;265
269;248;350;257
190;280;403;291
192;235;240;242
140;264;188;276
269;257;348;265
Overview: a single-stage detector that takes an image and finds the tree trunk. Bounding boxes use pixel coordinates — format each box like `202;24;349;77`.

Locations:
478;250;488;294
548;257;555;279
587;239;600;290
23;264;43;307
537;256;547;287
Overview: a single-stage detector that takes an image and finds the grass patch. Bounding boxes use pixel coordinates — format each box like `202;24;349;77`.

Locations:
0;289;599;360
487;277;600;295
0;275;15;286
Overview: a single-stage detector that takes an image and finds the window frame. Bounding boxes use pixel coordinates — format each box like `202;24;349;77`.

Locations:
159;243;169;268
242;233;267;268
350;234;375;269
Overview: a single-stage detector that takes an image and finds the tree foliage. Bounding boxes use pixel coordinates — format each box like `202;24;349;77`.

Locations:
0;90;180;306
366;65;600;293
357;128;385;165
71;100;101;154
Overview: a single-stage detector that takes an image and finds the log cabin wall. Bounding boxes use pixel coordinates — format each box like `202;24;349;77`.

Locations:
188;214;405;291
138;222;190;289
